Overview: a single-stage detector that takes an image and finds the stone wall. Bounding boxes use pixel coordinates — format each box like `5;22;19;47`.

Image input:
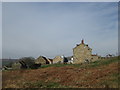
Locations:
35;56;49;65
91;55;99;62
73;40;99;64
53;56;63;64
73;43;92;64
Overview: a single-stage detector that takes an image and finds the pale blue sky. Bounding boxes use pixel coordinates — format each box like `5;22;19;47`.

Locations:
2;2;118;59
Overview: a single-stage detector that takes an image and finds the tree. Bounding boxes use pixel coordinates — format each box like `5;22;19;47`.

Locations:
19;57;35;68
6;61;14;68
18;57;41;69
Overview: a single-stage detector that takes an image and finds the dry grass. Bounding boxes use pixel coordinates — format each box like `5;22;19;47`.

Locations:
2;58;119;88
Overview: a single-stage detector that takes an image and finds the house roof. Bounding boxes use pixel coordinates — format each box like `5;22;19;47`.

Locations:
91;54;97;56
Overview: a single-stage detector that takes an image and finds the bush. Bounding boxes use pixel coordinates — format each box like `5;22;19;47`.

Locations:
19;57;35;69
5;62;14;68
29;63;41;69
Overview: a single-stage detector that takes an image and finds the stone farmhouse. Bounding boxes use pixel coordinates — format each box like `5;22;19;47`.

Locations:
73;39;99;64
35;56;49;65
36;40;99;65
52;56;64;64
7;39;100;70
35;56;53;65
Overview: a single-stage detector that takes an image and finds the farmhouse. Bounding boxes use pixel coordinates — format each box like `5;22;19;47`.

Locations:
91;54;99;62
53;56;64;64
73;39;99;64
35;56;53;65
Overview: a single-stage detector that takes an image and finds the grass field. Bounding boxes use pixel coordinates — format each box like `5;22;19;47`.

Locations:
2;57;119;88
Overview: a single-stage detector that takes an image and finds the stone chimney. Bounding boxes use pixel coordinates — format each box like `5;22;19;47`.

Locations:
81;39;84;44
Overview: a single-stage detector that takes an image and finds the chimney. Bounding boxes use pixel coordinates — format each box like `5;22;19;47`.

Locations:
81;39;84;44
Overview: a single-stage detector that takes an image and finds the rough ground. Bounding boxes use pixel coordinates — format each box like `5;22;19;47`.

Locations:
2;58;119;88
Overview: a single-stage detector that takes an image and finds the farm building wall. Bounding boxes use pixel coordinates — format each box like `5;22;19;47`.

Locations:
35;56;49;65
73;40;98;64
53;56;63;64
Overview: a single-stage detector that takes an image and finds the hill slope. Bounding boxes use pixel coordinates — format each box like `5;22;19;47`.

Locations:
2;57;119;88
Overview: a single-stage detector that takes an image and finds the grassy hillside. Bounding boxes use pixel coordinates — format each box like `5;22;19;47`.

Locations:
2;57;119;88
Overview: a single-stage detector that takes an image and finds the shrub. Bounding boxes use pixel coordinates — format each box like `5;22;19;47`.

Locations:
19;57;40;69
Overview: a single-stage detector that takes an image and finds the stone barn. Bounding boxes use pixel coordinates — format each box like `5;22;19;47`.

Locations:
35;56;50;65
53;56;64;64
91;54;99;62
73;39;98;64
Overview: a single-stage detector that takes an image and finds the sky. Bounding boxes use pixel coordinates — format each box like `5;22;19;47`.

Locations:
2;2;118;59
1;0;120;2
